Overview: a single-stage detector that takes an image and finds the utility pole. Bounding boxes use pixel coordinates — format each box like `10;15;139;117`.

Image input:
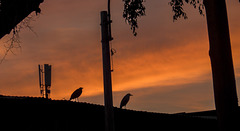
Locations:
204;0;239;130
100;11;115;131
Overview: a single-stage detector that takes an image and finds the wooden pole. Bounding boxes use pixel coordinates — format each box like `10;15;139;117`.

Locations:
100;11;115;131
204;0;239;130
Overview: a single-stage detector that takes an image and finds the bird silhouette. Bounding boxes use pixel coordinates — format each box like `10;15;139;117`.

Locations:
70;87;83;102
120;93;133;109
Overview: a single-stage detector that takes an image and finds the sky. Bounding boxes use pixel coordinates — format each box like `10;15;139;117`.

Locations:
0;0;240;113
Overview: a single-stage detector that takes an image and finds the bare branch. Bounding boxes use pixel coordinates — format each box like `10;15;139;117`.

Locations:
0;13;38;64
0;28;21;64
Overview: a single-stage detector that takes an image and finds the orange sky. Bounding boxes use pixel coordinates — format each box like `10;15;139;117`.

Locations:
0;0;240;113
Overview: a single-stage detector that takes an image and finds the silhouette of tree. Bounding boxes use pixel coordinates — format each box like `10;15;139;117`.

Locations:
169;1;240;130
0;0;43;38
123;0;239;130
0;0;43;63
169;0;205;21
0;14;38;64
123;0;146;36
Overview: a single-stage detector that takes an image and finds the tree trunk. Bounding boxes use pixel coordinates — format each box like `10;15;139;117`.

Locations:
204;0;239;130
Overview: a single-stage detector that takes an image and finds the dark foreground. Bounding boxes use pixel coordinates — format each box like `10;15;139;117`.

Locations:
1;95;218;131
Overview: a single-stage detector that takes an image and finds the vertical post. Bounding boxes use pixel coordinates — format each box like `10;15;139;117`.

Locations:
204;0;239;130
38;65;42;90
45;86;49;99
41;66;44;96
38;65;44;97
100;11;115;131
44;64;49;99
44;64;51;99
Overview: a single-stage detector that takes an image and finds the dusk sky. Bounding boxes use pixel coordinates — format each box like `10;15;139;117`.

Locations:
0;0;240;113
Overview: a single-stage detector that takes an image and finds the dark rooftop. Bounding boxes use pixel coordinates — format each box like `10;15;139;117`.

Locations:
0;95;218;131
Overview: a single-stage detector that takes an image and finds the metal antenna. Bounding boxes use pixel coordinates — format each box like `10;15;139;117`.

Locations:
38;64;52;99
38;65;44;97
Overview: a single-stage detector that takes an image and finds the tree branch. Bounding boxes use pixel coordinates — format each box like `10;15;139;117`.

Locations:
123;0;146;36
0;13;38;64
169;0;204;21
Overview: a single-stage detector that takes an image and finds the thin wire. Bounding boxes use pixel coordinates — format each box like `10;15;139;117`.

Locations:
108;0;113;41
108;0;114;72
110;43;114;72
110;43;117;72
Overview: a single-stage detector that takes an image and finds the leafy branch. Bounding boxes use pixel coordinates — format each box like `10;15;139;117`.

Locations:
169;0;204;21
123;0;146;36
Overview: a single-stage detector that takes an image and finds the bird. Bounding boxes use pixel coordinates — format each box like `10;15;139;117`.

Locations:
120;93;133;109
70;87;83;102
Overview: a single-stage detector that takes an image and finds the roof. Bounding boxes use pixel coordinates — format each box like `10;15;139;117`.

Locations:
0;0;44;39
0;95;218;131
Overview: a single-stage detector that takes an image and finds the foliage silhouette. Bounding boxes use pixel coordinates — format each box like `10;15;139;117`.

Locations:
122;0;240;130
168;0;240;130
0;0;43;63
123;0;146;36
169;0;204;21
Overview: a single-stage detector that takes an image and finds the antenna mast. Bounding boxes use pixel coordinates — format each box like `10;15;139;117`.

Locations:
38;64;52;99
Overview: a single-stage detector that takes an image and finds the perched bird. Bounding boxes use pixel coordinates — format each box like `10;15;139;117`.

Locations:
70;87;83;102
120;93;133;109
